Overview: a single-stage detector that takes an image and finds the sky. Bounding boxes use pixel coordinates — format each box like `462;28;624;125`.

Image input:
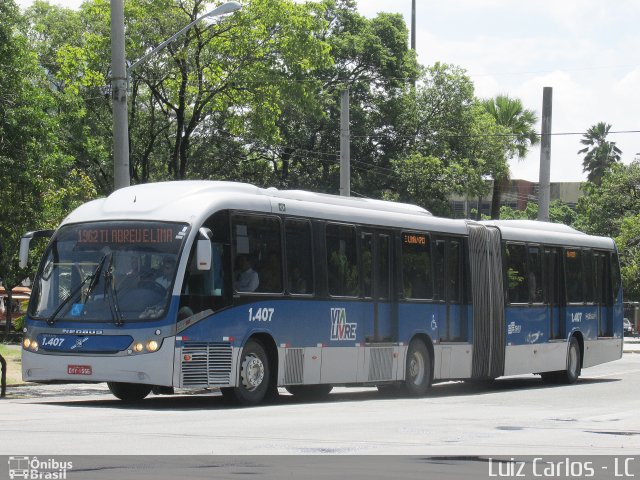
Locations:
15;0;640;182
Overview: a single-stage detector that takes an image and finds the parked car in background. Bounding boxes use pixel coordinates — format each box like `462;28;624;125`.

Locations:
624;318;634;336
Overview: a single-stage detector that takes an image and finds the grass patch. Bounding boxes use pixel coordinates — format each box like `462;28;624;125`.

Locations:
0;343;23;385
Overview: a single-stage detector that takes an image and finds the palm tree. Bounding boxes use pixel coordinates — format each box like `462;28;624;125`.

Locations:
482;95;539;219
578;122;622;185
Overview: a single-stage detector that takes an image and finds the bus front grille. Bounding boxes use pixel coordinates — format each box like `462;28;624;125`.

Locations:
181;342;233;387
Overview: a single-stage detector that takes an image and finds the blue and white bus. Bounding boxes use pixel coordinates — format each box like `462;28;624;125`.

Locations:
19;181;623;404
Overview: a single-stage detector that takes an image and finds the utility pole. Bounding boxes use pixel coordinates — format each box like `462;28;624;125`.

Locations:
109;1;241;192
411;0;416;51
110;0;130;191
339;88;350;197
537;87;552;222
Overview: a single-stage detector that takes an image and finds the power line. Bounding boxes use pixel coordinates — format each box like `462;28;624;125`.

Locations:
351;130;640;140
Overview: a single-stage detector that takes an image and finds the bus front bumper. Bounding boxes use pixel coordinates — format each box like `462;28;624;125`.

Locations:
21;337;175;386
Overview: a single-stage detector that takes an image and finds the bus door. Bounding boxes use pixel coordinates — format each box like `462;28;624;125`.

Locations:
434;237;466;342
544;247;564;340
433;236;466;379
360;230;393;343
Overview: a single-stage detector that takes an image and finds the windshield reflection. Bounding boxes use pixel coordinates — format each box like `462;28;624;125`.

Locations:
30;222;188;323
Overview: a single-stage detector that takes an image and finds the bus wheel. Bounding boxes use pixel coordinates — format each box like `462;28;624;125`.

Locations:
403;339;432;396
107;382;152;402
560;336;582;384
232;339;270;405
285;384;333;399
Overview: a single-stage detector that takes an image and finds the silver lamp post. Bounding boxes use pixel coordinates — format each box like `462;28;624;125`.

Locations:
110;1;242;191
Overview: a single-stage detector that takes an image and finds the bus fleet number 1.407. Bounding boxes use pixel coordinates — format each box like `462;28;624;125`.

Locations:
248;307;274;322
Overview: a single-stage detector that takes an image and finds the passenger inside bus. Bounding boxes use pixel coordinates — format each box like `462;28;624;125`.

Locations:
234;254;259;292
288;265;307;294
258;251;282;292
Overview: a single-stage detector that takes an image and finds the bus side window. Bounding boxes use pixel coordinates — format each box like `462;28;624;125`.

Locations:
448;239;462;303
326;224;359;297
611;250;621;302
361;232;373;298
232;214;282;294
433;239;445;302
583;249;596;304
527;245;543;304
506;243;528;304
285;219;313;295
401;232;432;300
565;249;584;304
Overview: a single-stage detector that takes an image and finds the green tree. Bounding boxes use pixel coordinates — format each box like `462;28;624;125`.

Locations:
481;95;539;219
388;64;507;215
615;215;640;301
578;122;622;186
499;201;577;225
26;0;334;191
263;0;419;194
0;0;77;337
26;0;113;193
575;162;640;238
575;161;640;299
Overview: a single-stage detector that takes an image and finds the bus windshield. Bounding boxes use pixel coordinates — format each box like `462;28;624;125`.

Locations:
29;221;189;324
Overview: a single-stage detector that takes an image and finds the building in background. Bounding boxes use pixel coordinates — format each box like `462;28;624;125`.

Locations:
449;180;583;219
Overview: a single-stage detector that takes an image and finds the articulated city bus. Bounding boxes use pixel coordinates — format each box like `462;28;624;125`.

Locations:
19;181;623;404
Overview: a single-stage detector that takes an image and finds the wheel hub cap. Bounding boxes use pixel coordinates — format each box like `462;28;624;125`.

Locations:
241;355;264;391
409;352;425;384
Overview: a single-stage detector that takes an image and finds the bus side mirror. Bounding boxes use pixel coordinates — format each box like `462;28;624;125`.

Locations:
196;228;213;271
19;230;54;269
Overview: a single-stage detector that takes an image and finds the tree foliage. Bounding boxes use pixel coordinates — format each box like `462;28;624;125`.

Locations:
578;121;622;186
0;0;91;336
481;95;539;219
615;215;640;301
575;162;640;238
387;64;507;214
499;201;577;226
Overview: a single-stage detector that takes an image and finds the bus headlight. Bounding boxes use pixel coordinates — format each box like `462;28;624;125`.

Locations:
146;340;159;352
133;342;144;353
23;338;31;349
31;341;39;352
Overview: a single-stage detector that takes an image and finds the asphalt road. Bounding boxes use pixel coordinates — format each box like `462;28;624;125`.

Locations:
1;353;639;457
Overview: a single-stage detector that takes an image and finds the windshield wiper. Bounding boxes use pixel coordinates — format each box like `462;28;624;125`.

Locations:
103;255;124;326
46;253;110;326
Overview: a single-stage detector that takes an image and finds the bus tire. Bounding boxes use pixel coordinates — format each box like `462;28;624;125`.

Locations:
560;336;582;384
107;382;152;402
285;384;333;399
403;339;432;396
231;339;271;405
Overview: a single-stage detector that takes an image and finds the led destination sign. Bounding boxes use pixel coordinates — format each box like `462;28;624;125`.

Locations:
403;233;427;246
77;227;177;245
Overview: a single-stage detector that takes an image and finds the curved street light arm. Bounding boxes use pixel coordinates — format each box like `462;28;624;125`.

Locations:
127;1;241;76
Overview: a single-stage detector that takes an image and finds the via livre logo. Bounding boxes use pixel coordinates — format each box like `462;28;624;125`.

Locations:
330;308;357;341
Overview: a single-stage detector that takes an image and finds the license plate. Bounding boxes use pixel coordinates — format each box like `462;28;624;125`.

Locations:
67;365;92;375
